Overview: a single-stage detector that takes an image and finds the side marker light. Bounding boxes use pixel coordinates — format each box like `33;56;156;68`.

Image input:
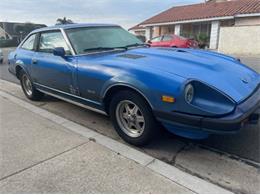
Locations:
162;96;175;103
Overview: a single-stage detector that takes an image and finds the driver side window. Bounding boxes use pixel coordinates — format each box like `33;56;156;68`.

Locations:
38;31;71;55
162;35;173;41
151;36;162;43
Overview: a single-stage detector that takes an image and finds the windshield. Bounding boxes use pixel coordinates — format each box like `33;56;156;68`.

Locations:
66;26;143;54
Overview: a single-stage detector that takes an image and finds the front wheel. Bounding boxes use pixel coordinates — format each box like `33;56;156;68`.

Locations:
19;69;44;100
110;90;159;146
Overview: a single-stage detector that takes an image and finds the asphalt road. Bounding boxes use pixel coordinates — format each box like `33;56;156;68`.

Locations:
0;48;259;163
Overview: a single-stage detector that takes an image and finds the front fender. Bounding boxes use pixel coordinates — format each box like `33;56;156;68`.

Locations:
100;69;186;112
100;74;156;109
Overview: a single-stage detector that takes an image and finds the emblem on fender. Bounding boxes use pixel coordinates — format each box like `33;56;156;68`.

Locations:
241;77;249;84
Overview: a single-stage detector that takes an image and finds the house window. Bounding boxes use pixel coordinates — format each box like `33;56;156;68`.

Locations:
192;23;200;36
180;24;192;38
180;22;211;47
168;26;175;34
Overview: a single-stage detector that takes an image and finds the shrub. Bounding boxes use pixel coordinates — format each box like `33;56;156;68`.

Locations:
0;39;18;48
196;33;209;49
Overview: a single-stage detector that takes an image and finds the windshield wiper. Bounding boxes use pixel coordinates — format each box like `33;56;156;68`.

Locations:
83;47;117;52
83;44;149;53
108;43;149;51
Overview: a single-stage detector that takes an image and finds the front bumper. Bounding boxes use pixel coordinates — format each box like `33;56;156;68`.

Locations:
155;86;260;134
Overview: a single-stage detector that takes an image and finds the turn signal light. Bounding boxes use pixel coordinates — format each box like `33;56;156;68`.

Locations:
162;95;175;103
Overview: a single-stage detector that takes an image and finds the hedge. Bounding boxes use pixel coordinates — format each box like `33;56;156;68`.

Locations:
0;39;19;48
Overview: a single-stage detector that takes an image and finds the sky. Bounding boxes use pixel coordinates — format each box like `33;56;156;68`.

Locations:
0;0;204;29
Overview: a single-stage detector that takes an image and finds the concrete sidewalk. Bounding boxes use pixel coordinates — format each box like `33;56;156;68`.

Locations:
0;85;234;193
0;94;193;193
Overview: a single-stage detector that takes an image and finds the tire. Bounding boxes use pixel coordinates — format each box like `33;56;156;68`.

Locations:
19;69;44;100
110;90;159;146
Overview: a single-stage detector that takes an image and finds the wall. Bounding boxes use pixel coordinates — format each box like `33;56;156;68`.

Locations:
235;16;260;26
145;27;153;40
133;30;146;36
210;21;220;49
218;25;260;55
151;25;175;37
153;26;160;37
160;26;169;35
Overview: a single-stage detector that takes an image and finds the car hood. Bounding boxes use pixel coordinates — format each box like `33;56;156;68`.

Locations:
84;47;260;103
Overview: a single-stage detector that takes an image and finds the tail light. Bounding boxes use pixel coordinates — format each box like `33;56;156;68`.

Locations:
187;40;192;47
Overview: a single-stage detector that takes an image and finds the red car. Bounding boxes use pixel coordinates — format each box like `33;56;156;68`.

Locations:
148;34;198;48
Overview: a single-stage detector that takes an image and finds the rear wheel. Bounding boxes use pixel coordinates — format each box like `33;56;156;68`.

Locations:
110;90;159;146
19;69;44;100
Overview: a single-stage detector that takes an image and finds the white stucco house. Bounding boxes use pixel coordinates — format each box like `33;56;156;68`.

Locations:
129;0;260;54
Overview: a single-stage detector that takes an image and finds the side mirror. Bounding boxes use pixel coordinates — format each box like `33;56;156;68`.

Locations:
53;47;66;58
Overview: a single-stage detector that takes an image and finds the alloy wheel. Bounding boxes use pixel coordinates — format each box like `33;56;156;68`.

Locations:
22;74;33;96
115;100;145;138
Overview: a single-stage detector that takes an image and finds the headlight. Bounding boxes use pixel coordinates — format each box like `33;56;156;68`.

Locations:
185;84;194;104
183;81;235;116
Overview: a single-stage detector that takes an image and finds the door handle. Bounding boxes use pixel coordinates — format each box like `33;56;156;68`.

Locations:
32;59;38;64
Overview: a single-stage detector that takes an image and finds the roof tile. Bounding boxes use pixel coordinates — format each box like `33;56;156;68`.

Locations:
131;0;260;29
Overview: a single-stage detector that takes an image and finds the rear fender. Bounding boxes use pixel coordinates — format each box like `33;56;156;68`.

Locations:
14;60;31;80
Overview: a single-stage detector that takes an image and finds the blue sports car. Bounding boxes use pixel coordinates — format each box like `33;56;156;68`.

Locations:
8;24;260;146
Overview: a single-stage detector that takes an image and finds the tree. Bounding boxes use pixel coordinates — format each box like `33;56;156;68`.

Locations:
15;23;43;35
56;17;74;25
14;22;45;43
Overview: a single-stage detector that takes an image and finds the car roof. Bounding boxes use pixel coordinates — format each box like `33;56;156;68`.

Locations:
31;23;120;33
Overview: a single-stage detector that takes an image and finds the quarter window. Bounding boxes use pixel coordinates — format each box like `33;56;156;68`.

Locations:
39;31;70;54
21;34;36;51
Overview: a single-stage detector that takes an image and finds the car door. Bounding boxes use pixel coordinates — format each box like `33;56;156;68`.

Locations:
150;36;163;47
31;30;76;94
161;35;173;47
13;33;37;74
